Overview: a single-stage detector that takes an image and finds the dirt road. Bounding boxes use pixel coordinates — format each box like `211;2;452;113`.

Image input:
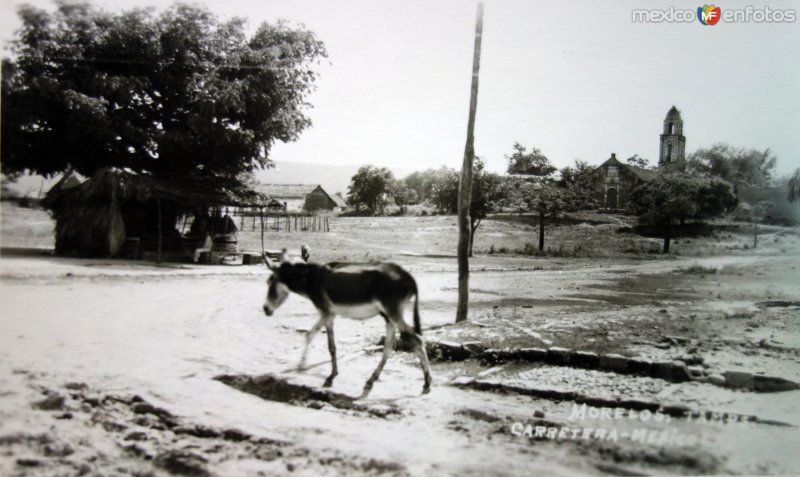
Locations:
1;245;799;476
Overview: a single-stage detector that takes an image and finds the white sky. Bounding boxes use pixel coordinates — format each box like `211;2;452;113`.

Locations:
2;0;799;177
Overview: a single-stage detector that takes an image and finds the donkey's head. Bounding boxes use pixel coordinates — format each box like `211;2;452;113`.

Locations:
262;251;292;316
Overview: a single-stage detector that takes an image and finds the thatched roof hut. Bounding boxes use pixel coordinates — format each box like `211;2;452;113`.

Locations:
43;168;267;258
254;183;344;212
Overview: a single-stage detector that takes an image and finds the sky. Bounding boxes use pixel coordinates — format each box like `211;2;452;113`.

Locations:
1;0;799;177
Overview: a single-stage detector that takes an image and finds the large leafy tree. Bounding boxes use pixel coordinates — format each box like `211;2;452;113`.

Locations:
687;143;777;190
346;165;394;213
1;2;326;191
557;159;602;209
504;177;569;252
506;142;556;176
402;167;458;208
428;159;502;256
630;173;736;253
466;160;503;256
502;143;563;251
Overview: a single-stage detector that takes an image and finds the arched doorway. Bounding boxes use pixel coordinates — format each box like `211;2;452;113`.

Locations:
606;188;618;208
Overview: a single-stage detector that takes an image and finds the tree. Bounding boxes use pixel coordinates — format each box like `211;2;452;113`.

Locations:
788;168;800;203
687;144;777;190
749;201;774;248
504;178;568;252
506;143;556;176
629;173;736;253
346;165;394;213
626;154;651;169
1;3;326;193
558;159;602;209
402;170;430;204
503;143;562;251
467;163;501;256
428;168;459;212
464;159;502;256
386;178;416;210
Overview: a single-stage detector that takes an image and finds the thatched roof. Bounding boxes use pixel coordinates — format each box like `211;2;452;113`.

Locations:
43;168;268;210
46;170;85;198
331;193;347;208
254;183;320;200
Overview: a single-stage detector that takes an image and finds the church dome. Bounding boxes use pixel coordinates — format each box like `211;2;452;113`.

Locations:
665;106;682;120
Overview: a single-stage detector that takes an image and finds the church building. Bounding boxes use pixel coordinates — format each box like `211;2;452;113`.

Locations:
596;106;686;209
658;106;686;171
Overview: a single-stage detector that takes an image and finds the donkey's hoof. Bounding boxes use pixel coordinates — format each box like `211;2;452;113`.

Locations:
422;386;431;395
323;377;334;388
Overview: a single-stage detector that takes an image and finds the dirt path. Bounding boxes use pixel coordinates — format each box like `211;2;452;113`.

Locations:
1;246;799;476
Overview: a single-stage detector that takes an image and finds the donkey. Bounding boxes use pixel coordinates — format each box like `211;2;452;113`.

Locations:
262;252;432;398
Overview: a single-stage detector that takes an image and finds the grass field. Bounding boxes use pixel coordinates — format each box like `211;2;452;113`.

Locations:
4;201;797;263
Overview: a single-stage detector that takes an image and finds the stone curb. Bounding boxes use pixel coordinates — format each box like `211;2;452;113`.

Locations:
426;340;799;392
450;378;795;426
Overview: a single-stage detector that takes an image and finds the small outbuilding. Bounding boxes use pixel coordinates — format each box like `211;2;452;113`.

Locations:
256;184;344;212
43;167;266;259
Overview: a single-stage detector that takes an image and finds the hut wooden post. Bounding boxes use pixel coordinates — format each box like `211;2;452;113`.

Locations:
456;2;483;323
157;198;162;263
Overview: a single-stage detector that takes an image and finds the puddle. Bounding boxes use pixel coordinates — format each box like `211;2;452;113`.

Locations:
215;374;400;418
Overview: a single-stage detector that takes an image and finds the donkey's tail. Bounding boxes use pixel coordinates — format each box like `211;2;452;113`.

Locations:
413;287;422;336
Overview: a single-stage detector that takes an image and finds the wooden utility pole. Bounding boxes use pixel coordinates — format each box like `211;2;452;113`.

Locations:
456;3;484;323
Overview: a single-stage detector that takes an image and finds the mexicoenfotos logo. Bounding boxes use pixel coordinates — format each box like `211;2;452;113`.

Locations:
632;5;797;23
698;4;721;25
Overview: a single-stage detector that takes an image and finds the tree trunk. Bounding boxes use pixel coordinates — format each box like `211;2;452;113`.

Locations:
662;222;671;254
753;222;758;248
456;3;483;324
156;198;162;263
468;218;480;257
538;210;545;252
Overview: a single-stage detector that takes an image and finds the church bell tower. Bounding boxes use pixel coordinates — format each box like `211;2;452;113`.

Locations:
658;106;686;171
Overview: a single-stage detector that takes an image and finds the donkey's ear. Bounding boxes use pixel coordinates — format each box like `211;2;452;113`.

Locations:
263;253;278;271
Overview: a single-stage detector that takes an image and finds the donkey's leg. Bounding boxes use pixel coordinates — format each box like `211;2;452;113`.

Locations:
398;321;432;394
323;317;338;387
297;316;325;372
359;321;395;399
